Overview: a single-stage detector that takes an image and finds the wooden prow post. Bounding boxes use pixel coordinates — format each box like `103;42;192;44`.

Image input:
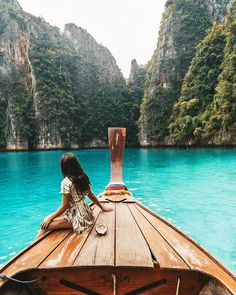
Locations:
108;127;126;184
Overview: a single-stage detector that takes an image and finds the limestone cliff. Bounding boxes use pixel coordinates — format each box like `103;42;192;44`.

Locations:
1;0;21;10
0;0;131;150
127;59;146;145
139;0;233;146
62;23;129;145
202;1;236;145
128;59;146;88
169;0;236;146
64;23;124;86
0;0;36;149
205;0;233;21
168;23;227;145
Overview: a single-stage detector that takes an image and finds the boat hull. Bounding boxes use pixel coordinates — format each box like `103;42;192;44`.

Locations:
0;264;224;295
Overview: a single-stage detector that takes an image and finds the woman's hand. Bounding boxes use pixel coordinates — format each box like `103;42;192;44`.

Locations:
41;216;53;229
87;188;113;212
102;205;113;212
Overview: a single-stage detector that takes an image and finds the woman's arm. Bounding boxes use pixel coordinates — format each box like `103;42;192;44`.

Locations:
41;194;71;229
87;188;113;212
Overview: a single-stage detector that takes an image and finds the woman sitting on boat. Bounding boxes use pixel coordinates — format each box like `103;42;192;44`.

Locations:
35;153;112;239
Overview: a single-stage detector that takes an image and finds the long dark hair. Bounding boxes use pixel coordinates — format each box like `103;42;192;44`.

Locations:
60;153;91;194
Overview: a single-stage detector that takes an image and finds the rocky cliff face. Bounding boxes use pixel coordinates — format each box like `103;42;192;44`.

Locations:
1;0;21;9
168;23;227;145
205;0;233;21
169;0;236;146
126;59;146;145
204;1;236;145
62;23;130;146
0;1;36;149
64;24;124;86
0;0;131;150
128;59;146;87
2;0;234;149
139;0;233;146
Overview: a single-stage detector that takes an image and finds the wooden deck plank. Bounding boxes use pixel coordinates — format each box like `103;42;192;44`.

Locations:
74;203;115;266
128;204;189;270
115;203;153;268
39;206;101;268
135;203;236;294
0;230;71;282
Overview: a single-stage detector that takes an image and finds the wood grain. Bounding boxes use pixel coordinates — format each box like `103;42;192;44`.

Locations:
128;204;189;270
39;206;101;268
31;266;209;295
0;230;71;281
135;204;236;294
108;127;126;183
115;203;153;268
74;203;115;266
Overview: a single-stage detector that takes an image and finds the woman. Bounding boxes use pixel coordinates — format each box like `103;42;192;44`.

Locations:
35;153;112;239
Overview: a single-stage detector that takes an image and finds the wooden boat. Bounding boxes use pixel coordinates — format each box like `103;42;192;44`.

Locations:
0;128;235;295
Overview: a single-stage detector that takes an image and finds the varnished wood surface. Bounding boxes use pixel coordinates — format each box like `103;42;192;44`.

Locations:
115;203;153;268
134;202;236;294
1;230;72;279
128;204;189;270
108;127;126;183
1;197;235;294
74;203;115;266
39;206;101;268
1;265;210;295
0;196;235;294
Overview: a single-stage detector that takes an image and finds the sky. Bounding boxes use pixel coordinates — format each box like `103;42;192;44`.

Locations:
18;0;166;78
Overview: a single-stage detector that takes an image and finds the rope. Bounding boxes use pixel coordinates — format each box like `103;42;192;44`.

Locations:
112;273;117;295
176;276;181;295
0;275;42;284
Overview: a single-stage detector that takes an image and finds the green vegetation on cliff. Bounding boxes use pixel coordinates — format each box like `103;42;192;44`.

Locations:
169;0;236;145
139;0;213;143
0;1;138;149
204;1;236;142
1;0;235;148
29;21;80;147
3;69;36;148
127;60;146;144
0;3;37;148
169;24;226;144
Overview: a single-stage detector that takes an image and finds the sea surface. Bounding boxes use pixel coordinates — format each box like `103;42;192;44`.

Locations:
0;148;235;273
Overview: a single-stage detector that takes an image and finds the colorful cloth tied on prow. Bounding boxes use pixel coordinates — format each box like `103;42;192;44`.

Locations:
103;182;131;195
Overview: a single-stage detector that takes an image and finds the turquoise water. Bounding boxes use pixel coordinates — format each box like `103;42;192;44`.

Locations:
0;148;235;273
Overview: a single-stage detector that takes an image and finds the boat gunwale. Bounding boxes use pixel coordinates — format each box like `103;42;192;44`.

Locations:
134;200;236;281
0;230;52;273
0;203;97;275
1;261;221;276
127;202;191;271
